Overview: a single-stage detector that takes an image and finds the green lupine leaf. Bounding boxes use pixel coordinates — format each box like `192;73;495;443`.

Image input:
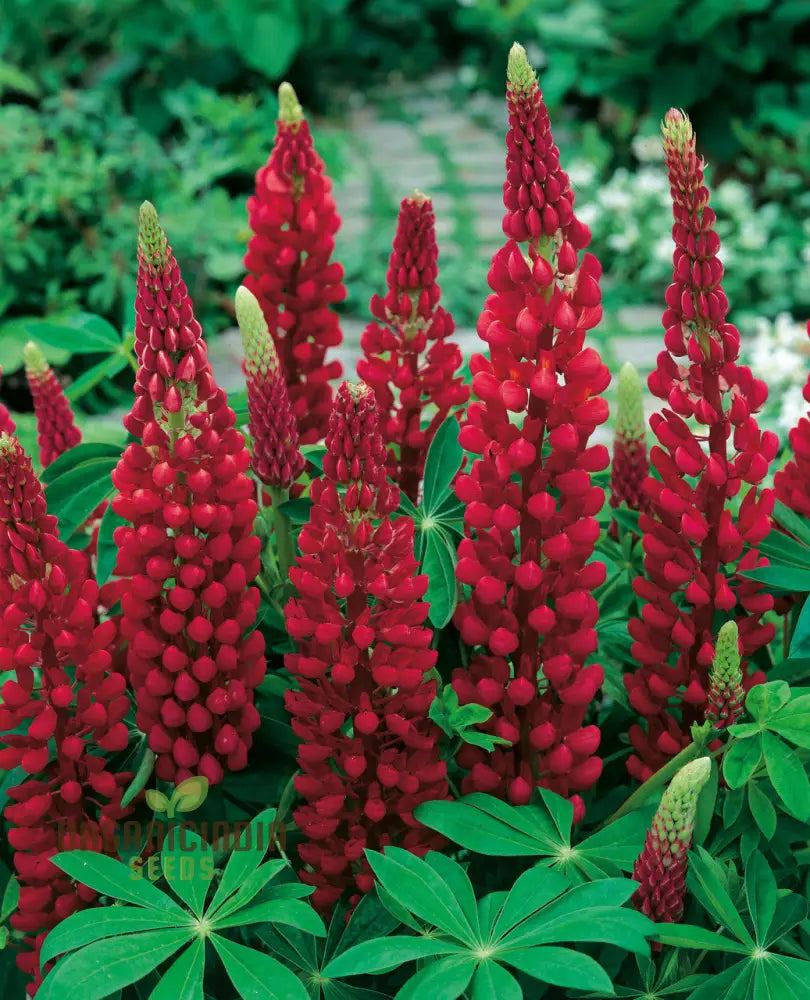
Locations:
762;731;810;820
764;893;807;948
489;866;570;941
745;850;777;944
421;417;462;515
688;848;756;947
50;852;182;912
503;945;614;994
651;923;749;954
212;899;325;937
747;782;777;840
40;907;191;966
422;527;458;629
37;929;193;1000
212;934;310;1000
322;938;466;978
147;940;204;1000
161;830;213;918
471;961;521;1000
394;955;475;1000
723;736;763;789
366;849;476;943
205;808;278;916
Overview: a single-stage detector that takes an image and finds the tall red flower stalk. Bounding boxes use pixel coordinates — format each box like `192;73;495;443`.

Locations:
774;320;810;518
0;365;15;435
284;382;447;913
0;433;131;995
625;110;776;782
24;342;82;468
450;44;609;821
235;284;305;491
244;82;345;444
609;361;650;523
112;202;265;786
632;756;711;930
357;192;469;502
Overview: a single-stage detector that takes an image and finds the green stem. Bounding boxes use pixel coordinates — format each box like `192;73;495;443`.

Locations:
601;727;716;827
269;486;295;581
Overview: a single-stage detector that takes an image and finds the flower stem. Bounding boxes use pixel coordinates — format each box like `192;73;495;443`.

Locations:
269;486;295;581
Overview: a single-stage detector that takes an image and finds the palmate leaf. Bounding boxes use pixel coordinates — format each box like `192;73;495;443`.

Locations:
323;849;653;995
415;791;654;879
43;813;325;999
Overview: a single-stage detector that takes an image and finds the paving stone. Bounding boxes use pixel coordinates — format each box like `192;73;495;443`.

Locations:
610;335;661;369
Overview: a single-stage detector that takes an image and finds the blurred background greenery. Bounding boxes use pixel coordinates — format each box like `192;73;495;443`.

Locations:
1;0;809;432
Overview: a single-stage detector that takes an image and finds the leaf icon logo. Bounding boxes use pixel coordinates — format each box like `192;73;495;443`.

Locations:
169;776;209;816
145;789;170;814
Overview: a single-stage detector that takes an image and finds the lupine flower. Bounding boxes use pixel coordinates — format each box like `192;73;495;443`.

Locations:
704;621;744;727
24;342;82;468
624;110;777;782
0;365;15;435
235;284;304;490
112;202;265;786
609;362;650;520
632;756;711;928
449;44;609;821
284;381;447;913
357;192;468;502
775;320;810;518
244;82;346;444
0;433;131;994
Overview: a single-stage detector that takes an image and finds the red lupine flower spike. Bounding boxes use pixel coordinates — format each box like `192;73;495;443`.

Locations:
235;285;305;489
624;110;777;781
775;320;810;517
285;380;447;913
449;44;609;822
609;362;650;521
0;433;132;994
357;192;468;502
632;756;711;931
113;203;266;787
244;81;346;444
24;341;82;467
704;621;744;727
0;366;15;435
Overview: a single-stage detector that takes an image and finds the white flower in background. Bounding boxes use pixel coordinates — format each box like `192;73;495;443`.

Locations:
653;235;674;263
634;168;667;196
568;160;596;189
608;222;640;252
778;384;807;432
576;202;599;229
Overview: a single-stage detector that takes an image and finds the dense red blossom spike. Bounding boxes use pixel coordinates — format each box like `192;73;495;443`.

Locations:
0;433;132;995
357;192;469;502
0;365;15;435
235;284;305;489
284;381;448;913
112;203;266;787
775;320;810;517
24;341;82;467
624;110;777;781
609;362;650;521
449;44;609;822
632;756;711;930
244;81;346;444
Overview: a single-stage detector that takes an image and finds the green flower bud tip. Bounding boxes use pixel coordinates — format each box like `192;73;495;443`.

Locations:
616;362;646;441
507;42;538;96
661;107;694;153
138;201;169;271
235;285;280;380
346;380;374;403
409;189;431;206
0;432;15;454
653;756;711;847
278;82;303;125
712;620;741;686
23;341;48;377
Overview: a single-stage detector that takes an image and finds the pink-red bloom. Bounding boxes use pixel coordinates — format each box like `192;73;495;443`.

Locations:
625;111;776;781
450;44;609;822
243;82;345;444
357;193;468;502
284;382;447;913
632;756;711;930
0;433;131;995
112;202;265;786
610;362;650;523
235;284;304;489
24;342;82;468
774;320;810;518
